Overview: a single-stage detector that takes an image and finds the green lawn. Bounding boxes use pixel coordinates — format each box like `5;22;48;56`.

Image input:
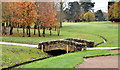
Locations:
2;21;119;47
1;21;119;69
16;49;118;68
2;45;48;68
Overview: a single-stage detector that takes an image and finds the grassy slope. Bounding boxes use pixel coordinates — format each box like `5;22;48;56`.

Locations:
2;21;118;47
2;45;48;68
17;49;118;68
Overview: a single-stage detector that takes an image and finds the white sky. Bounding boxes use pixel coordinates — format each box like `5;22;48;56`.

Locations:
65;0;109;13
92;0;109;12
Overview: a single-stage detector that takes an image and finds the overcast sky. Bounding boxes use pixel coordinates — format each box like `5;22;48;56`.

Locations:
66;0;109;13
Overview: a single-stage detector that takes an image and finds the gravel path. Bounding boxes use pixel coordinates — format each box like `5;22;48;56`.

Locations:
76;50;119;68
76;55;119;68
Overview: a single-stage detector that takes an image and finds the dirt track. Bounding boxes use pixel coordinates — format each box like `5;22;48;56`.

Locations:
76;50;119;68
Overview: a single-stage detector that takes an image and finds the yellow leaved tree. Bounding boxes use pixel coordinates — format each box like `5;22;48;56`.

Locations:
84;11;95;22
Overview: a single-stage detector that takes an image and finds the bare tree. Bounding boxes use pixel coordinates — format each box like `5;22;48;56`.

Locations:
58;0;67;27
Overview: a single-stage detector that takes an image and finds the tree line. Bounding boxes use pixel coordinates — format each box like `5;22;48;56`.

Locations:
64;1;95;22
64;1;107;22
2;2;61;37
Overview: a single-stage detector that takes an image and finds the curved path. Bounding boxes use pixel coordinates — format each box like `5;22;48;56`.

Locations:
76;55;118;68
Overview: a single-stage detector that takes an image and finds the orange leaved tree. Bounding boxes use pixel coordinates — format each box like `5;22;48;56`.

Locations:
38;2;57;37
8;2;19;35
17;2;37;37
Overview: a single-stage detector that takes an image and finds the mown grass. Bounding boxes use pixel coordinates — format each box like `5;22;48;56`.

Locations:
2;45;48;68
2;21;119;47
64;21;112;24
16;49;118;68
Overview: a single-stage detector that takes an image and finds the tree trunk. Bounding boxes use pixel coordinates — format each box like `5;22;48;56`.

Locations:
28;26;31;37
49;27;52;36
60;21;62;28
43;27;45;37
22;25;25;37
40;25;43;29
58;31;59;36
38;25;40;37
17;27;19;33
17;24;19;33
34;28;36;35
60;1;63;28
26;26;28;35
20;25;22;28
6;21;8;27
2;23;4;34
34;25;36;35
2;23;7;35
10;26;13;35
55;26;56;31
7;21;10;32
50;30;51;36
18;23;19;28
57;27;60;36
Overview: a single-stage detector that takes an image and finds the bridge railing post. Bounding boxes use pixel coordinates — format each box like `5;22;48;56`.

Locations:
67;45;68;54
42;45;43;53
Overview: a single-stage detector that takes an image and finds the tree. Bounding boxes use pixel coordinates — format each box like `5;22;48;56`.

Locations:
94;10;105;21
113;2;118;19
53;0;67;27
103;12;108;21
35;2;57;37
16;2;37;37
24;2;37;37
64;1;94;22
2;18;6;35
60;0;63;27
41;2;57;37
118;2;120;20
8;2;18;35
2;2;10;35
80;9;85;21
59;0;67;27
2;2;58;37
80;1;95;13
108;2;120;22
36;2;44;37
2;2;10;27
64;1;80;21
84;11;95;22
108;4;114;21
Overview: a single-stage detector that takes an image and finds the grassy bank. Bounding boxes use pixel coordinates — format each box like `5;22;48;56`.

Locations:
2;21;118;47
16;49;118;68
2;45;48;68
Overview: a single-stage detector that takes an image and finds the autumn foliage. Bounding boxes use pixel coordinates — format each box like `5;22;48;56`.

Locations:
108;2;120;22
2;2;58;37
41;3;57;28
84;11;95;22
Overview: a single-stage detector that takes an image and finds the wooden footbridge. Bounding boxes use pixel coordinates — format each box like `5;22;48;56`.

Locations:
38;38;94;52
